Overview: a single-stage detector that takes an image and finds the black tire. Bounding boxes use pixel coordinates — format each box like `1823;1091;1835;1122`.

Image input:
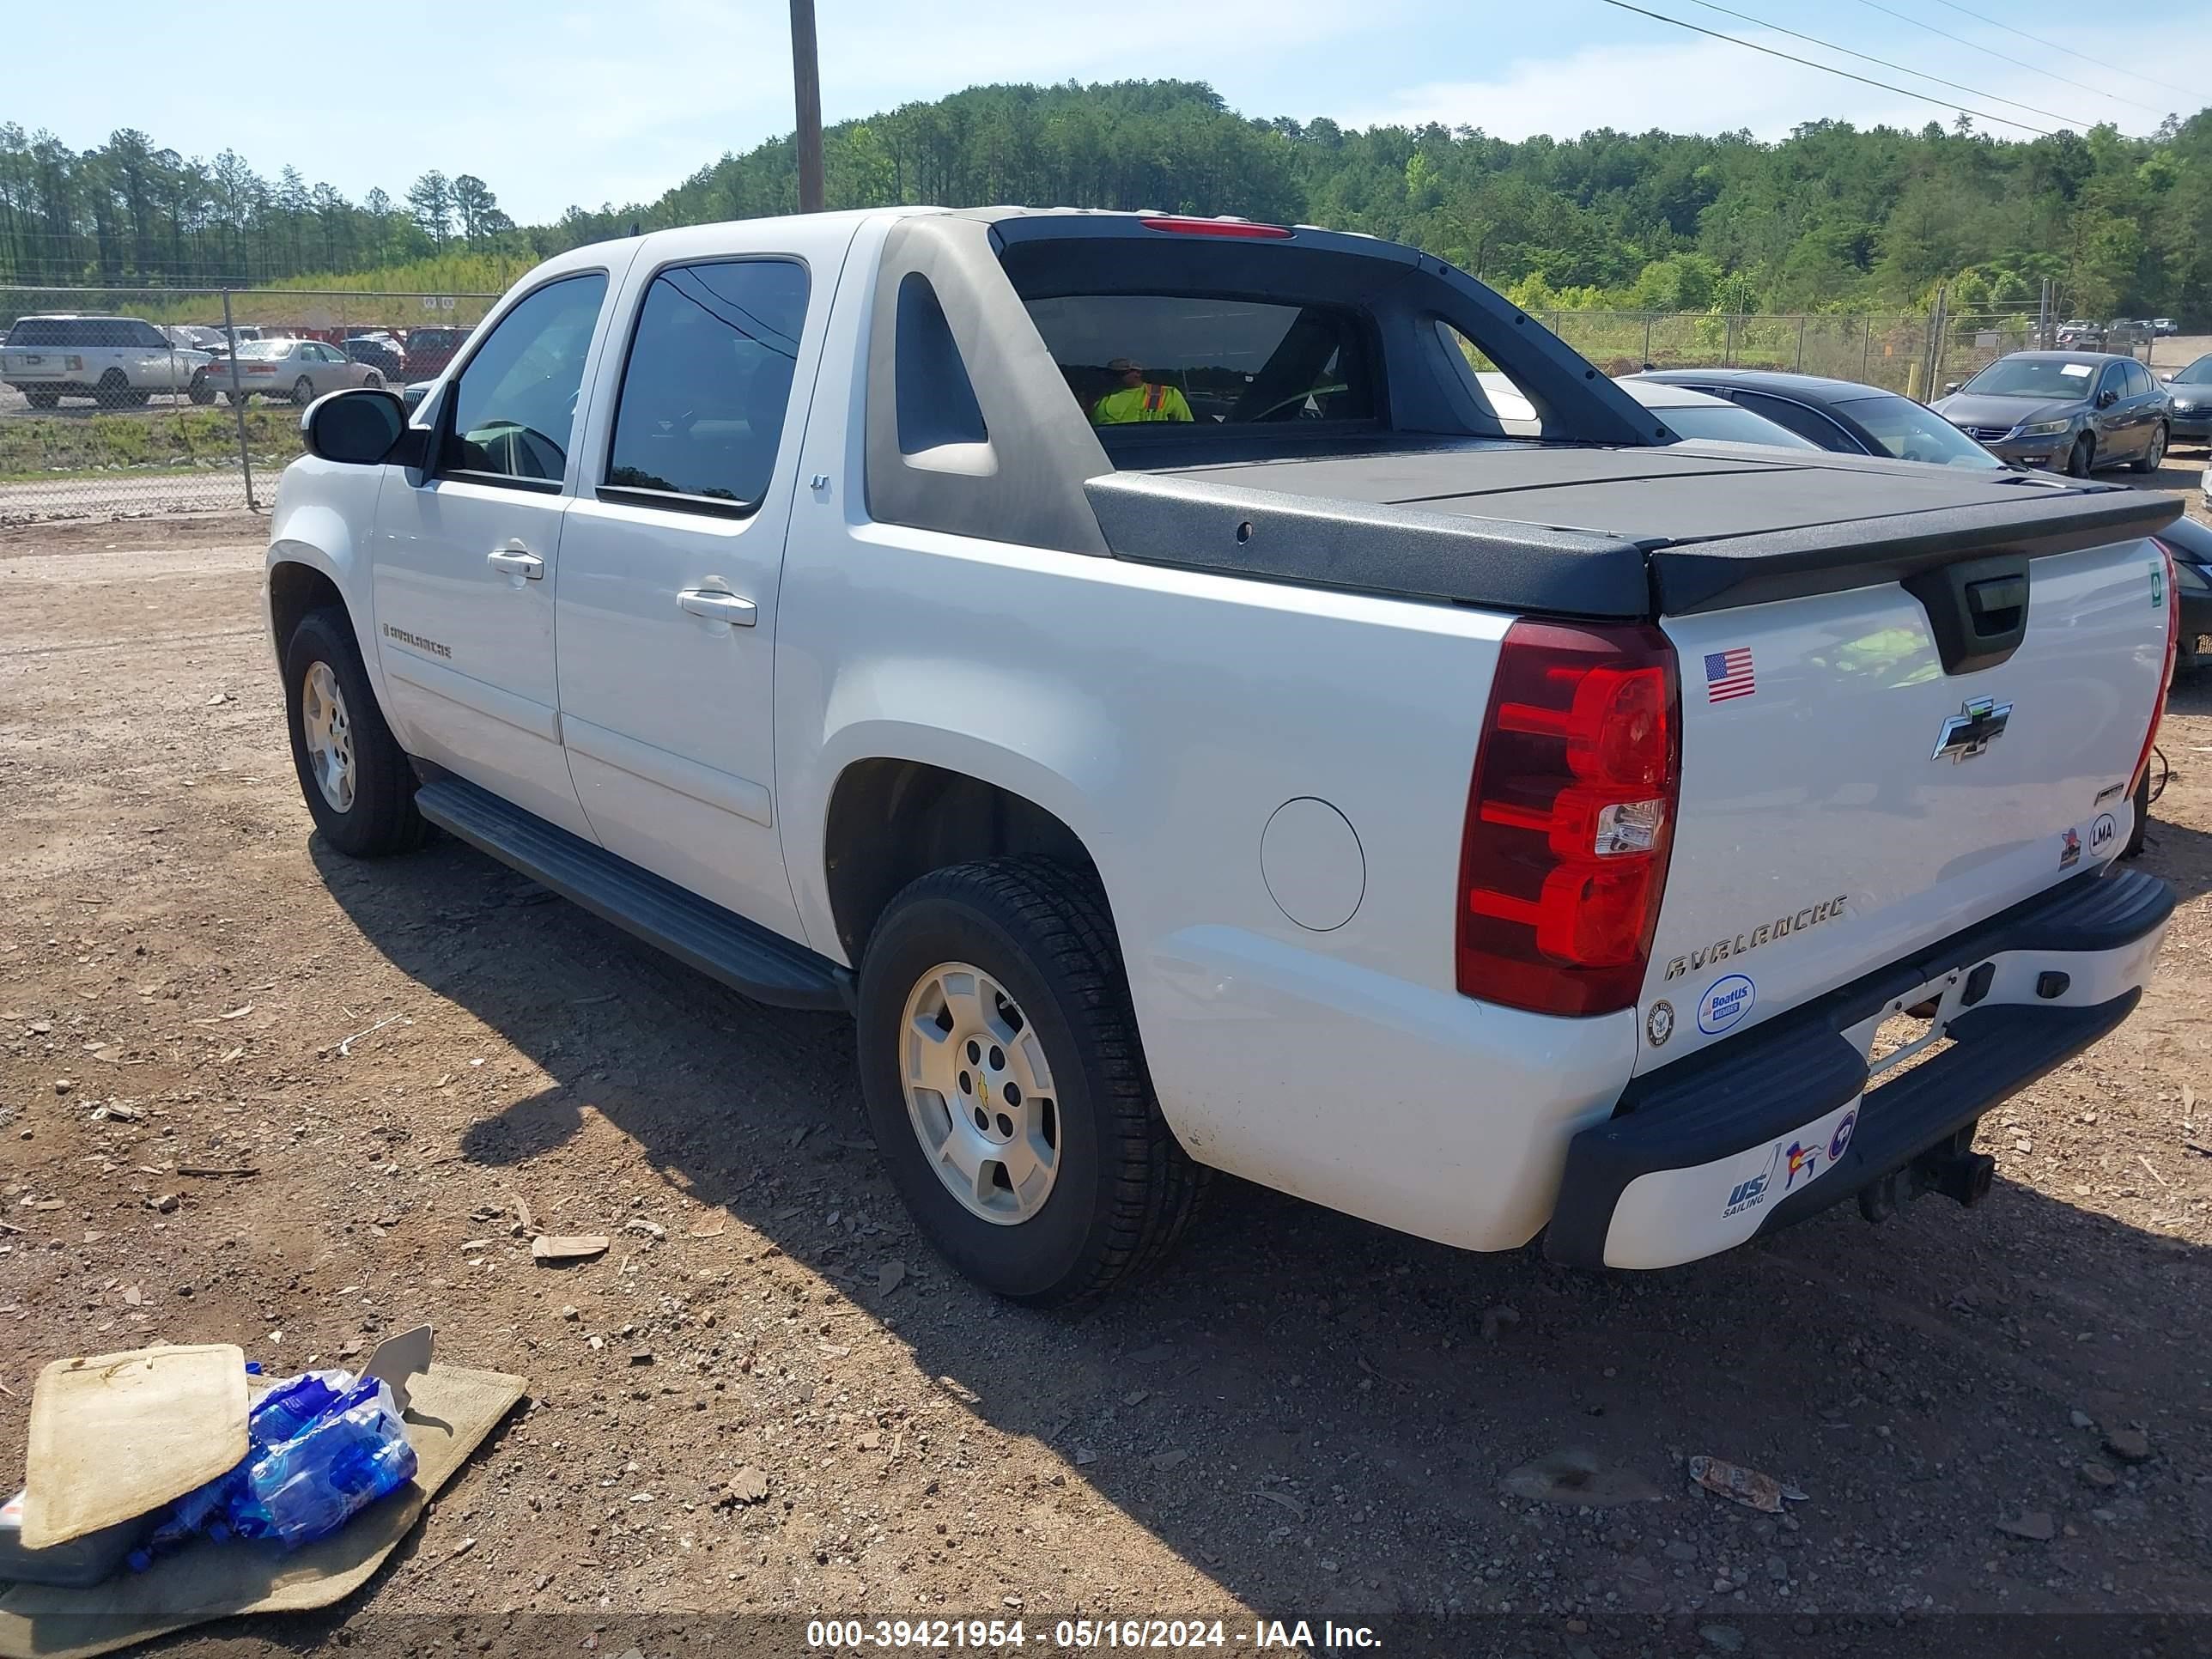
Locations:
24;390;58;410
2124;768;2150;860
2130;423;2168;474
2067;434;2094;477
281;606;429;858
856;858;1206;1306
291;376;315;407
225;391;246;406
95;370;131;409
187;372;214;406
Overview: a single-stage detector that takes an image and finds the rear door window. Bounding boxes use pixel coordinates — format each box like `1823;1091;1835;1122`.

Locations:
604;258;809;514
1024;295;1375;428
1724;391;1856;451
442;273;609;488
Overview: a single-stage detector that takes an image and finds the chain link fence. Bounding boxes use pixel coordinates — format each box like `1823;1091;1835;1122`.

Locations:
14;290;2146;527
1541;310;1940;396
0;286;496;526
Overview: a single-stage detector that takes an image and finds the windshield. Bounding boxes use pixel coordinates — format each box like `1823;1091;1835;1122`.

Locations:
1835;395;2002;468
1960;357;2102;398
1656;402;1818;448
2170;356;2212;386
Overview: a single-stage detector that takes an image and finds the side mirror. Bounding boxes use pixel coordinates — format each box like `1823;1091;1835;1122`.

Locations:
1943;381;1960;395
301;386;408;465
2094;388;2118;409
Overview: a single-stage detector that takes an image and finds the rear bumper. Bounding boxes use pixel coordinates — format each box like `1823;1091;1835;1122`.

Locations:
1546;866;2172;1269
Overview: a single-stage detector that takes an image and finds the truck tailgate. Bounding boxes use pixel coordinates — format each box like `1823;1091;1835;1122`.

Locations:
1641;536;2172;1071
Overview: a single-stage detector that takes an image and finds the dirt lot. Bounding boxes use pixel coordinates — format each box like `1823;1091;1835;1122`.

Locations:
3;474;2212;1655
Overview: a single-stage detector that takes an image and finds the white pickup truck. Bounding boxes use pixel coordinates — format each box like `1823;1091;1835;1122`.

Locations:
264;207;2183;1303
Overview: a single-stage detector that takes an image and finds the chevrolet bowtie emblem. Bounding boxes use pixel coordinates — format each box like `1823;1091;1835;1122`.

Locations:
1932;696;2012;763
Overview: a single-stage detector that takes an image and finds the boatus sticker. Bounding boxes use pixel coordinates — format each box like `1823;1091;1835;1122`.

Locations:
1662;896;1848;982
1698;974;1755;1036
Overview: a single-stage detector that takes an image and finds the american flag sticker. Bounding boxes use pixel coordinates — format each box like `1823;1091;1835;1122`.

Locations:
1705;647;1756;703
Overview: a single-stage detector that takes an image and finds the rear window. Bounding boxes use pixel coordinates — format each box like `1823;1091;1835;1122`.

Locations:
1834;395;2003;469
1023;295;1375;428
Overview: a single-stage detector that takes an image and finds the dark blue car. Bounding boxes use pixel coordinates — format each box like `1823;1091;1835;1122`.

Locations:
1632;368;2012;471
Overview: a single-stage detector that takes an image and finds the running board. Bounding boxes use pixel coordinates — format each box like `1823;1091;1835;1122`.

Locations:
414;775;853;1012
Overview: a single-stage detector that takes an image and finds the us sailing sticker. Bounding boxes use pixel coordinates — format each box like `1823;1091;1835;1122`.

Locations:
1698;974;1755;1036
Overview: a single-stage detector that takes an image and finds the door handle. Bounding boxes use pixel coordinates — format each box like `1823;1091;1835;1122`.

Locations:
678;587;757;627
486;543;543;580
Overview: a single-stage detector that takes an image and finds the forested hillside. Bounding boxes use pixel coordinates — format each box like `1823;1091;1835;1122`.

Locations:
5;78;2208;318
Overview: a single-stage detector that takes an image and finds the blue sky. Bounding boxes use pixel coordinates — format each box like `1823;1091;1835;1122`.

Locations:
11;0;2209;222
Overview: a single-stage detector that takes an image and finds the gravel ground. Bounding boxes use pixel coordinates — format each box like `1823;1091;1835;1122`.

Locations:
2;496;2210;1656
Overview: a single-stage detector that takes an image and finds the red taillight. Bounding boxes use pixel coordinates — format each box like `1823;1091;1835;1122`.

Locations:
2132;539;2181;796
1138;216;1294;239
1458;620;1681;1017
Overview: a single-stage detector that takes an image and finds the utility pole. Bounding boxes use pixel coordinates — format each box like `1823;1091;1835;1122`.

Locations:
791;0;825;214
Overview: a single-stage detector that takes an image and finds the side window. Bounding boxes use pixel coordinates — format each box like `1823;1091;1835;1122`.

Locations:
1729;391;1853;451
132;322;168;348
2097;364;2124;402
444;272;609;487
2127;361;2154;397
603;259;809;513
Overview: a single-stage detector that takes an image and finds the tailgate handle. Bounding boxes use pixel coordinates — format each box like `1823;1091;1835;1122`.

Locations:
1966;575;2026;632
1904;554;2031;676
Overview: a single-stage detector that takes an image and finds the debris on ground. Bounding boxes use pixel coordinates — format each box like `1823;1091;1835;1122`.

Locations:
687;1209;728;1239
878;1259;906;1294
1996;1510;2057;1541
1480;1304;1520;1341
2103;1426;2152;1463
1686;1455;1807;1514
1501;1449;1662;1508
530;1234;611;1263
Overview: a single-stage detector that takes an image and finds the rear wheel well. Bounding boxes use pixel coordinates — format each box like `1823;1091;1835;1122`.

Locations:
268;562;347;659
824;760;1100;961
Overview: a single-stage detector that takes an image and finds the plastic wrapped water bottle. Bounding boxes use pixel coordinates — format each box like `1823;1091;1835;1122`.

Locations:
245;1369;356;1449
227;1376;417;1550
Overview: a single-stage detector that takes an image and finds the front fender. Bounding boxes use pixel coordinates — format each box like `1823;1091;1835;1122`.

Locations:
264;459;391;711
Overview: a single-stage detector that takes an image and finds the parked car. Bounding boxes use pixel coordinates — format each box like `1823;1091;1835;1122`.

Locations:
2159;514;2212;678
2056;319;2106;349
2154;318;2179;336
216;337;386;404
2157;353;2212;447
400;325;471;380
341;335;406;378
1931;351;2170;476
2106;319;2153;349
1478;371;1820;449
1;314;215;408
264;208;2181;1302
1634;368;2014;471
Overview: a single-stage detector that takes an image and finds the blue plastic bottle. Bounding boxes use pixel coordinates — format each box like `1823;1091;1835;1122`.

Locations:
225;1377;417;1550
245;1369;354;1449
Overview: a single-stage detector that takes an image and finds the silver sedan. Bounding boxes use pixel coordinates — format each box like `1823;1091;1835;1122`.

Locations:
215;338;387;405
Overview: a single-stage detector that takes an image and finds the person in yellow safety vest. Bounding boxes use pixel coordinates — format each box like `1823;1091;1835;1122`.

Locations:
1090;357;1193;424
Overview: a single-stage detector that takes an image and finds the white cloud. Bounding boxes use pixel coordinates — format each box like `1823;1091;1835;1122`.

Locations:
1340;26;2203;143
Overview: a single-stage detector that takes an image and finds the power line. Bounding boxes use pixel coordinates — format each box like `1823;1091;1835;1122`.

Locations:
1843;0;2165;118
1919;0;2197;105
1675;0;2094;129
1593;0;2057;134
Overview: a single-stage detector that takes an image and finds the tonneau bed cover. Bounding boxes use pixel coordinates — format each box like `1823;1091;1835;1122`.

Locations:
1083;441;2182;618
